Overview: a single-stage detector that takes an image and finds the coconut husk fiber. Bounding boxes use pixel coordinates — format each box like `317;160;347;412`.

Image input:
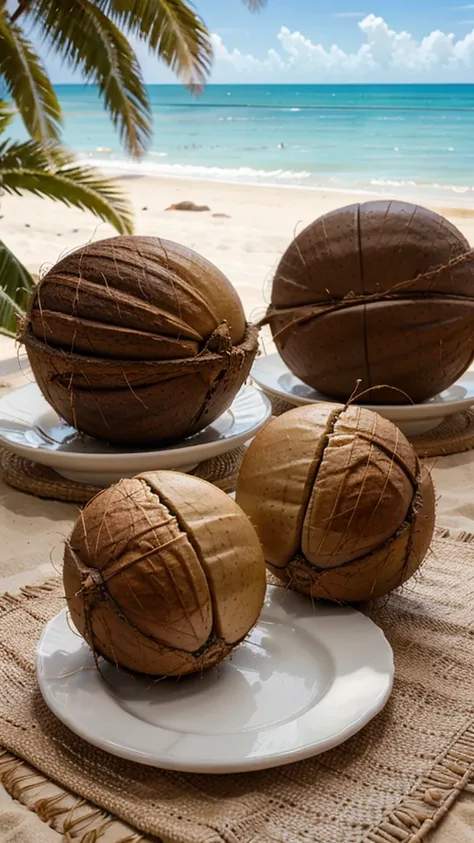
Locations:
264;201;474;404
20;236;258;446
63;471;267;677
236;403;435;603
0;528;472;843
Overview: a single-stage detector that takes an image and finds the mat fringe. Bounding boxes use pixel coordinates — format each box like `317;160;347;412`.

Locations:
0;750;152;841
364;724;474;842
435;527;474;544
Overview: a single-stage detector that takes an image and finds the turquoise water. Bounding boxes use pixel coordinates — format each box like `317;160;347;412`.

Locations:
8;84;474;203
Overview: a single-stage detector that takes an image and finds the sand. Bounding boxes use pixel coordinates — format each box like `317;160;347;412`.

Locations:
3;177;474;329
1;178;474;840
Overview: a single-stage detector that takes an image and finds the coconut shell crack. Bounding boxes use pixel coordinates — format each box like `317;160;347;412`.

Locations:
236;403;435;603
64;472;266;677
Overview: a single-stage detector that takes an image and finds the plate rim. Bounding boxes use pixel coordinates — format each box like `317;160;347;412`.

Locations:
36;589;394;774
252;353;474;419
0;382;271;471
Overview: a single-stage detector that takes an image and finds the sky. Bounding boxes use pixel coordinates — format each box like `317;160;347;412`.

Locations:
30;0;474;84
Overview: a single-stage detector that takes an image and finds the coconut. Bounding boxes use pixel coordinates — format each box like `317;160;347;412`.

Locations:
20;236;258;445
236;403;435;603
63;470;267;676
265;200;474;404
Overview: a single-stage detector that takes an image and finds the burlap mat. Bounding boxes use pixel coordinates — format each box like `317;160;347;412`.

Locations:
268;396;474;458
0;445;246;503
0;531;472;843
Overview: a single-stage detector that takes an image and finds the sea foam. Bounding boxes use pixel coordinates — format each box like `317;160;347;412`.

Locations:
80;157;313;185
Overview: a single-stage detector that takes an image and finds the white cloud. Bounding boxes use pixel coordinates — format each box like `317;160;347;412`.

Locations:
211;33;285;73
211;14;474;80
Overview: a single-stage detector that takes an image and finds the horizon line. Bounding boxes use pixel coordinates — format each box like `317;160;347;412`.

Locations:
50;81;474;86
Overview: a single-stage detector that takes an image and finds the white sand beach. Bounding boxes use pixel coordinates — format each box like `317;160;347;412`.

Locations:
3;177;474;326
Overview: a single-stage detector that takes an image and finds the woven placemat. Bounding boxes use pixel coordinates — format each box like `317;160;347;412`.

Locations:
0;531;472;843
268;395;474;458
0;445;246;503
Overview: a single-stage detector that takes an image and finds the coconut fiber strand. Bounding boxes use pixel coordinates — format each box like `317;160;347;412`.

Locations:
0;533;472;843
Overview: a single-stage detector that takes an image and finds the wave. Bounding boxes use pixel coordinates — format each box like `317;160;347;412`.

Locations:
369;178;418;187
368;177;474;192
80;157;313;184
77;156;474;201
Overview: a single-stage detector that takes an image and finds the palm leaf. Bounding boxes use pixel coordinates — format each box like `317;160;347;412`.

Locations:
28;0;151;158
0;137;67;170
0;10;62;140
240;0;267;7
1;166;134;235
0;136;133;233
95;0;213;88
0;239;34;336
0;101;14;134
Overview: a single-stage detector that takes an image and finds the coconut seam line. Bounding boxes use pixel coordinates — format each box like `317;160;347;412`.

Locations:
236;403;435;602
64;472;267;677
260;247;474;334
20;236;259;445
272;406;423;577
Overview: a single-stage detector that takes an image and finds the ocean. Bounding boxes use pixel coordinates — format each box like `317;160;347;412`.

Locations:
8;83;474;205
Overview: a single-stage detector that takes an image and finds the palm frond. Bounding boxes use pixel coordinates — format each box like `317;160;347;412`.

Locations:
0;137;67;170
1;162;134;235
94;0;213;88
28;0;151;158
240;0;267;8
0;101;14;134
0;239;34;336
0;10;62;140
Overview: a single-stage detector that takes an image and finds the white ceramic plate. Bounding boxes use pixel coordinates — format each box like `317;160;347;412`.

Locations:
0;383;271;486
252;354;474;437
36;588;394;774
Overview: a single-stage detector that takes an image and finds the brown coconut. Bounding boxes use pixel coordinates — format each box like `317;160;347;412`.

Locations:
20;236;258;445
236;403;435;603
63;470;267;676
265;201;474;404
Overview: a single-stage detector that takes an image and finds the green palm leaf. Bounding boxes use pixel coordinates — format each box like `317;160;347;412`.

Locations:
0;10;62;140
0;137;66;170
95;0;213;88
28;0;151;158
0;102;14;134
0;239;34;336
2;169;134;236
0;137;134;233
0;136;134;333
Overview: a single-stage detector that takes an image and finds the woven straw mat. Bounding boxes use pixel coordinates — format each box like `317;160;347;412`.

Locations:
0;531;472;843
0;445;245;503
268;396;474;458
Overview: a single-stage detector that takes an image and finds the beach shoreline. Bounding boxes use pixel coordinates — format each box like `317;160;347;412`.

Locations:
82;164;474;209
3;175;474;322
